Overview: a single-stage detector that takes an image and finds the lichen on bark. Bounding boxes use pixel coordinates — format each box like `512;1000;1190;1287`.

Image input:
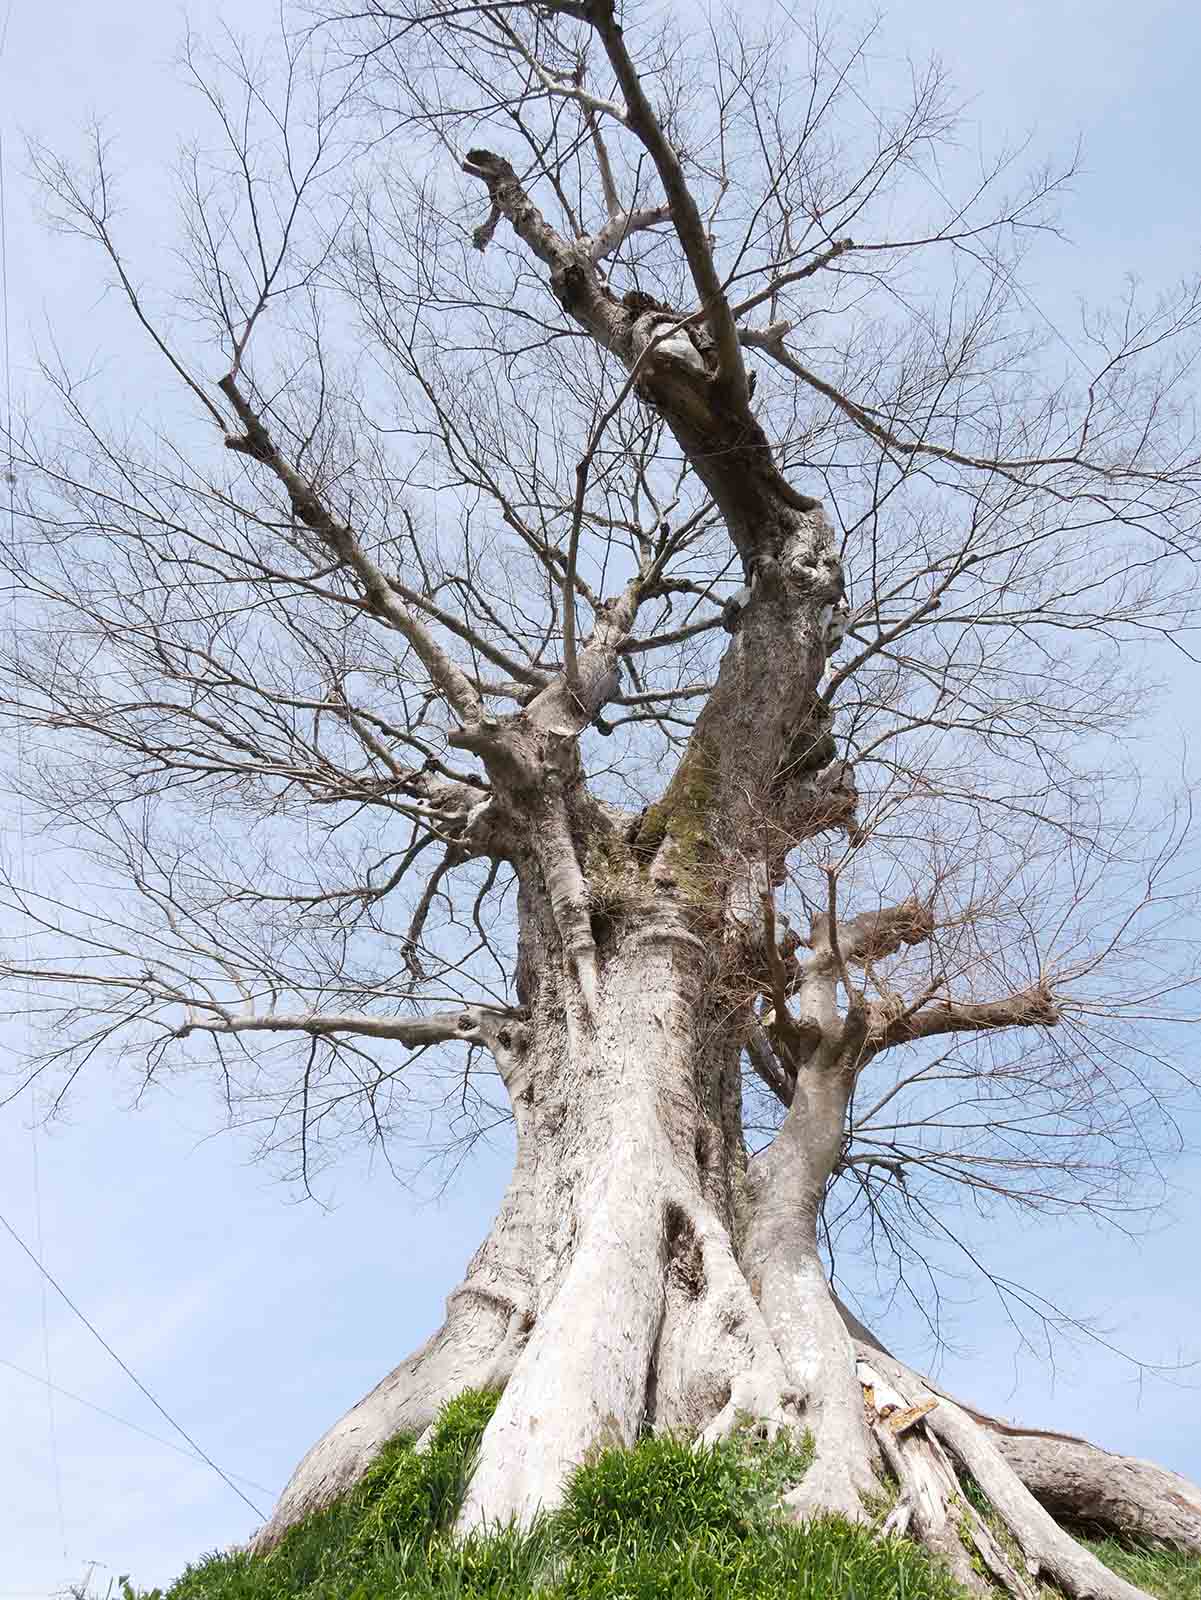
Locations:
631;736;722;906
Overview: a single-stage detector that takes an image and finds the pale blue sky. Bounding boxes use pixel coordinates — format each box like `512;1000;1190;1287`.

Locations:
1;1;1199;1595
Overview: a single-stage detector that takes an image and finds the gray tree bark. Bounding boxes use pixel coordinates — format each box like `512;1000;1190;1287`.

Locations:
989;1433;1201;1555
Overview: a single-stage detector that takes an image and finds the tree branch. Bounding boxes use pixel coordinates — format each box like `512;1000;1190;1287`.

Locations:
219;374;484;723
867;983;1060;1056
581;0;749;401
173;1003;524;1049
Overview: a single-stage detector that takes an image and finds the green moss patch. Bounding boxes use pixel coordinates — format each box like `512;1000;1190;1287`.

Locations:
633;740;716;867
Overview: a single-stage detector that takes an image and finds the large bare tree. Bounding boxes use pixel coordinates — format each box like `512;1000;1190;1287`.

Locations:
3;3;1201;1594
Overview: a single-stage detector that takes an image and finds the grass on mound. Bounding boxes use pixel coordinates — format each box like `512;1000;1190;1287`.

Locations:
960;1475;1201;1600
135;1388;961;1600
1077;1534;1201;1600
118;1390;1201;1600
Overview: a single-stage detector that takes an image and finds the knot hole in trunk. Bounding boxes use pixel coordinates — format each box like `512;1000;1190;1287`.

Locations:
663;1201;705;1300
694;1126;710;1174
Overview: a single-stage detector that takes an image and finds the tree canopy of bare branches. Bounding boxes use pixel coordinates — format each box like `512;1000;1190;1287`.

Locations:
2;2;1200;1591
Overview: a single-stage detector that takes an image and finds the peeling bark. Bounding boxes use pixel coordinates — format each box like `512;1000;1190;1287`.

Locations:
837;1294;1201;1556
862;1360;1035;1599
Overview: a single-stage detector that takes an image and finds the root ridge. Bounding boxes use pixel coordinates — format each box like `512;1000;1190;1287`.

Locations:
856;1347;1160;1600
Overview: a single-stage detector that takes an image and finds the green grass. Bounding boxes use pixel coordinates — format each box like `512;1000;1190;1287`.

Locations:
1079;1534;1201;1600
123;1389;962;1600
109;1392;1201;1600
959;1473;1201;1600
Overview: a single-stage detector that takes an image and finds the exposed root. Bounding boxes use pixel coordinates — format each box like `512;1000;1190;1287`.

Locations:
250;1286;524;1551
656;1201;797;1439
252;1087;540;1552
989;1429;1201;1555
698;1368;805;1447
654;1194;878;1524
747;1246;879;1525
645;1198;875;1528
679;1259;874;1524
783;1449;875;1526
856;1345;1158;1600
835;1291;1201;1556
692;1355;876;1526
455;1173;669;1530
860;1361;1034;1598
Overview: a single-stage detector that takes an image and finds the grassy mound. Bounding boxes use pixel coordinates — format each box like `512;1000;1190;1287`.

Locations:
119;1391;1201;1600
138;1389;956;1600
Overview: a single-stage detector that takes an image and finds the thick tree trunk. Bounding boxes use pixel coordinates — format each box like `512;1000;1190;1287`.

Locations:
254;907;863;1544
245;736;1201;1600
743;1065;877;1521
251;574;1201;1594
459;911;804;1529
254;910;1201;1600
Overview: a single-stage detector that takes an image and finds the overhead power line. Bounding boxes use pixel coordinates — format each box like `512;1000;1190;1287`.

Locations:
0;15;264;1540
27;1097;67;1559
0;1206;267;1521
0;1355;276;1498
